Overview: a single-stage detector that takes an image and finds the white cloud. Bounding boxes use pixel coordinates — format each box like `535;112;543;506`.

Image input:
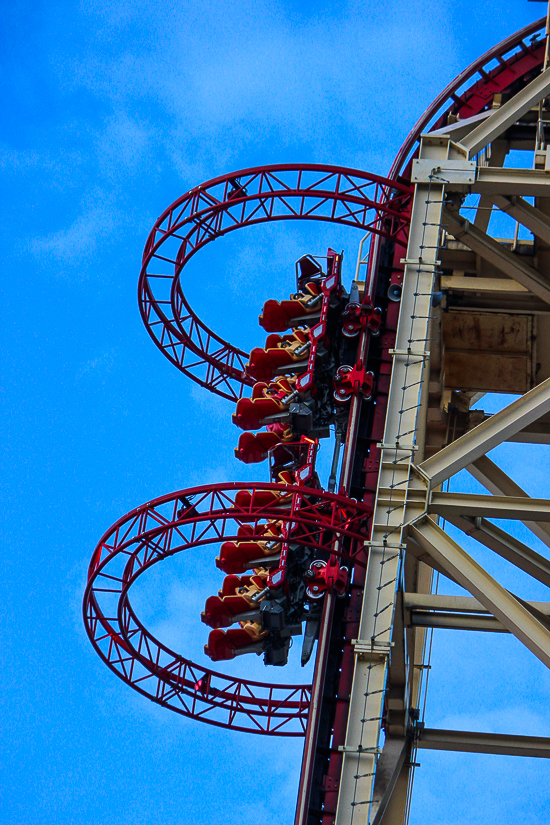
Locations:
97;110;152;176
30;201;116;267
75;349;116;380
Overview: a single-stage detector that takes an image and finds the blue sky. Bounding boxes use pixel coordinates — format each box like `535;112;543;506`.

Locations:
2;2;549;823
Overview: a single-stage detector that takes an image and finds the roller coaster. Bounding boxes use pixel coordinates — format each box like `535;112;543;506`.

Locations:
84;12;550;823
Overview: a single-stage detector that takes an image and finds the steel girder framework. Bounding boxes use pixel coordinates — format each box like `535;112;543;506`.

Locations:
390;16;546;179
332;19;550;825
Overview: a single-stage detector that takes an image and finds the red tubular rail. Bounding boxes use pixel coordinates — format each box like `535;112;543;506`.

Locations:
138;164;411;401
83;482;371;736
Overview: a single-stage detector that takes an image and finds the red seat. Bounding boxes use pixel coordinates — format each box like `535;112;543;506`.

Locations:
217;573;254;597
234;431;281;463
216;545;281;575
216;525;282;573
232;377;297;431
205;626;264;661
259;283;322;332
234;424;293;464
202;570;269;628
246;329;310;382
234;470;295;510
201;594;253;628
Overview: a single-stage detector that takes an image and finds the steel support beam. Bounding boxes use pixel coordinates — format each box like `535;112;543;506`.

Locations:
466;166;550;197
403;593;550;614
493;194;550;244
369;737;410;825
376;761;411;825
508;422;550;445
443;208;550;304
405;595;550;633
417;728;550;758
428;490;550;522
459;67;550;158
474;141;509;233
405;536;459;584
407;592;550;630
427;110;493;142
439;275;527;293
468;455;550;548
419;377;550;486
410;611;506;631
335;136;448;825
446;514;550;588
408;519;550;669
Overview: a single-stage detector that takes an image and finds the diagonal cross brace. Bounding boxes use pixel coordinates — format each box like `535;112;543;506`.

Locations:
447;513;550;589
370;736;411;825
443;208;550;304
419;377;550;486
459;66;550;158
409;519;550;669
468;455;550;548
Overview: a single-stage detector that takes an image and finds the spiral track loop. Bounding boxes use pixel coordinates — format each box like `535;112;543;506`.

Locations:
83;482;370;735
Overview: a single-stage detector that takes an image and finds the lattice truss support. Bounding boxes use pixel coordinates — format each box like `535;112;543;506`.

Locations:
335;66;550;825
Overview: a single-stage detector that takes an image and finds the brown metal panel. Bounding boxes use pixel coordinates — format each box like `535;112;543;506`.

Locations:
442;311;532;392
444;351;530;392
442;311;530;352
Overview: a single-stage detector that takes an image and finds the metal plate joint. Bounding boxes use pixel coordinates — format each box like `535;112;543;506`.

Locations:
411;158;476;184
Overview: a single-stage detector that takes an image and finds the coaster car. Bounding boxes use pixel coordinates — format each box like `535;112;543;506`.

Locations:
246;328;310;382
259;282;323;332
216;523;282;574
232;377;298;431
201;571;269;628
205;622;267;661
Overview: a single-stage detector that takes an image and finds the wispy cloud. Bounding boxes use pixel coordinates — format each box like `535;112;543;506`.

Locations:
75;348;117;380
30;201;117;270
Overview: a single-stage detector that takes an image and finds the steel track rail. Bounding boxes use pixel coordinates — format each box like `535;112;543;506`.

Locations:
390;17;545;179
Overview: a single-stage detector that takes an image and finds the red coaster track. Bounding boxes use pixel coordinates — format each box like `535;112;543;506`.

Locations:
83;482;370;735
391;16;545;179
138;164;411;401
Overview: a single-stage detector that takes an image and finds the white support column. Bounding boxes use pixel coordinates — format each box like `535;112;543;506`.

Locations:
335;136;450;825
